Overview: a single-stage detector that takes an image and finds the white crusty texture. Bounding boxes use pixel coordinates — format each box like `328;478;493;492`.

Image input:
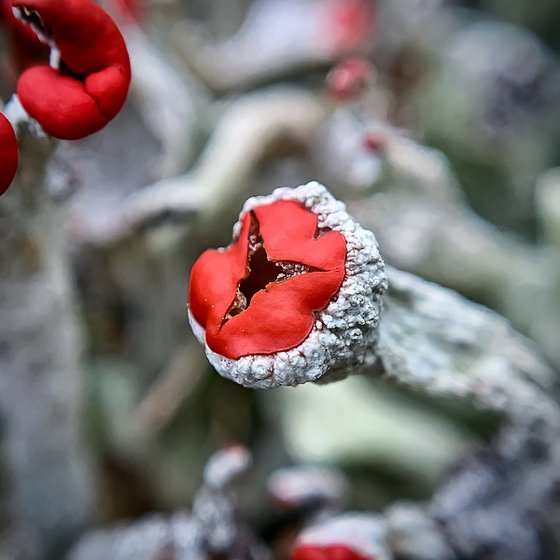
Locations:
188;182;387;389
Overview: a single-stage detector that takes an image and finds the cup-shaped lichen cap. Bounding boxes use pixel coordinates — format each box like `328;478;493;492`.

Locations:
188;182;387;389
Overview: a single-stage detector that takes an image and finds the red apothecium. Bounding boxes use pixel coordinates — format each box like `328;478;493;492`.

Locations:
189;199;347;359
14;0;131;139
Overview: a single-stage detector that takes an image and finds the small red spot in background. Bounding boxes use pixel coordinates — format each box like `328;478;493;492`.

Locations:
363;131;385;154
327;58;375;102
323;0;377;55
111;0;144;23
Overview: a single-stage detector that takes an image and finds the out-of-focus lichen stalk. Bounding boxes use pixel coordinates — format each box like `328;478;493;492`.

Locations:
0;135;93;558
124;88;326;243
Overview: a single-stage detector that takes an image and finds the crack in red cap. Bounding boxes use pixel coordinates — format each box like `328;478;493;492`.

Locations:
0;114;19;196
14;0;131;139
189;200;347;359
0;0;48;70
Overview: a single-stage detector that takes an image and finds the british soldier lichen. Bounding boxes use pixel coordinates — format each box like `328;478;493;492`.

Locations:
188;182;387;388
